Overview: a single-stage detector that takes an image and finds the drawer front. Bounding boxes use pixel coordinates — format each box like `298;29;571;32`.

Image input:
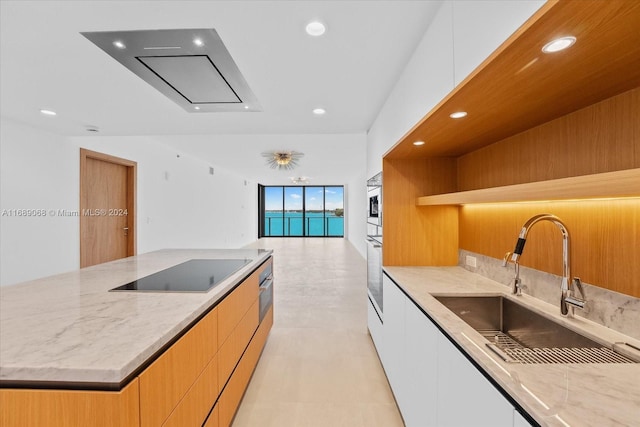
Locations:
219;305;273;427
162;354;218;427
139;308;218;427
218;271;259;346
203;404;219;427
219;299;259;387
0;379;140;427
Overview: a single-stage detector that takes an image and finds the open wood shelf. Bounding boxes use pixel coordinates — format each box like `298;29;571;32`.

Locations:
416;168;640;206
385;0;640;159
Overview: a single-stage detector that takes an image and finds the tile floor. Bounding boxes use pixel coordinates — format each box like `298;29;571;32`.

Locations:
233;238;403;427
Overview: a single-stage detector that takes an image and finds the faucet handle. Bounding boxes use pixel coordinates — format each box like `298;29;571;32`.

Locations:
502;252;512;267
565;277;586;310
572;277;586;300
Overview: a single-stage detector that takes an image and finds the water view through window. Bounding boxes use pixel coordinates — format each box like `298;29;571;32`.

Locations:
259;186;344;237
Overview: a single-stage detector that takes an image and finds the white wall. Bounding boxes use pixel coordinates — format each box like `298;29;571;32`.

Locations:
71;135;257;254
367;1;454;179
1;119;79;286
366;0;544;178
0;118;256;286
160;133;368;258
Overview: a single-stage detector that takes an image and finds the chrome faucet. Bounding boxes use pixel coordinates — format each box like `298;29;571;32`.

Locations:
507;214;586;316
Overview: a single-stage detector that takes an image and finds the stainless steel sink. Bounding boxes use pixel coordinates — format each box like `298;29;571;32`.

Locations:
434;295;636;364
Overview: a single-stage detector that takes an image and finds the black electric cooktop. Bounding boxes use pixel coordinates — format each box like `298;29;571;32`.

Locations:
110;259;251;292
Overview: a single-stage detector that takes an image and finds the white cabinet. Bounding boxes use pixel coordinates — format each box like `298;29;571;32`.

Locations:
381;273;529;427
437;333;514;427
381;274;406;401
367;297;383;356
404;298;438;427
513;409;533;427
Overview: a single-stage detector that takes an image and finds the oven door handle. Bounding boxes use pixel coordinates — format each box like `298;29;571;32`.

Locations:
260;276;273;291
366;239;381;248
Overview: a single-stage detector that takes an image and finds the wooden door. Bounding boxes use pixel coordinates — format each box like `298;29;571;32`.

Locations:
80;149;136;268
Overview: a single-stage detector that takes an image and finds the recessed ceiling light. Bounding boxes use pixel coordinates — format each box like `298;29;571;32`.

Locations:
413;141;425;146
244;105;249;110
313;108;326;115
40;109;57;116
306;21;326;37
113;40;126;49
194;106;200;110
193;38;204;47
542;36;576;53
450;111;467;119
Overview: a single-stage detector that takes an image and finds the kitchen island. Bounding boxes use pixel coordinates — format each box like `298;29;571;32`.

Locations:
0;248;274;427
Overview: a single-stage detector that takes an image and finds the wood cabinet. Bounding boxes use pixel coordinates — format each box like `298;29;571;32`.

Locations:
203;405;219;427
139;307;218;427
218;291;260;387
0;379;140;427
161;354;219;427
218;267;260;346
0;256;274;427
382;1;640;298
219;305;273;427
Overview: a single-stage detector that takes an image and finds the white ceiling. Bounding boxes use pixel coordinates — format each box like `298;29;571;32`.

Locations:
0;0;441;137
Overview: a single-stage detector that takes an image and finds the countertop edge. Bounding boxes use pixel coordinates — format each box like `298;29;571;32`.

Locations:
382;265;640;427
0;249;273;388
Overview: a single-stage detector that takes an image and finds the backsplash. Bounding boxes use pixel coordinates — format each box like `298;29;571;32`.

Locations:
459;249;640;341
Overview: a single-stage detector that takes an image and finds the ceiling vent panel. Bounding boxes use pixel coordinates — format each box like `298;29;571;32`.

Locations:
137;55;241;104
81;29;260;113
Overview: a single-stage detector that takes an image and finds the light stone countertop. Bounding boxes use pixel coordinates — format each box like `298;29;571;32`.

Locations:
383;266;640;427
0;248;272;388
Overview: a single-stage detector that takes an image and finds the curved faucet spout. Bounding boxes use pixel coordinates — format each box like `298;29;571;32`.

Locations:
508;214;583;316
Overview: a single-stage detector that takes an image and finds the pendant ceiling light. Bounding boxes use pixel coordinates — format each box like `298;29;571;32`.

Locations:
262;151;304;170
290;176;310;184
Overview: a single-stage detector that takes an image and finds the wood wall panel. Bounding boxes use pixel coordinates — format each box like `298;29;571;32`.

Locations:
0;379;139;427
457;88;639;190
383;158;459;266
459;199;640;297
139;308;217;427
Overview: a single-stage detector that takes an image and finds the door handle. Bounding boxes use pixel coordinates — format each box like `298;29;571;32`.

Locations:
123;227;129;236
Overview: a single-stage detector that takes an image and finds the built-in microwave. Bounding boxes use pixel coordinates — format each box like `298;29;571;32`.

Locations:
369;194;379;218
367;184;381;227
367;173;383;316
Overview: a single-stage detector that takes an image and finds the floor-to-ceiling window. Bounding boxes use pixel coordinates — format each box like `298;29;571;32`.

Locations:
258;185;344;237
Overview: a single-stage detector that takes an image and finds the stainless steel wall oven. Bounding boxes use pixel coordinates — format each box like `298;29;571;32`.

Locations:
258;259;273;322
366;173;383;317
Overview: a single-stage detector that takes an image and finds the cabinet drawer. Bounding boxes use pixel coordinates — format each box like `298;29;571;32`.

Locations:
139;308;218;427
0;379;139;427
162;354;218;427
218;270;260;346
219;305;273;427
219;300;259;387
203;404;219;427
